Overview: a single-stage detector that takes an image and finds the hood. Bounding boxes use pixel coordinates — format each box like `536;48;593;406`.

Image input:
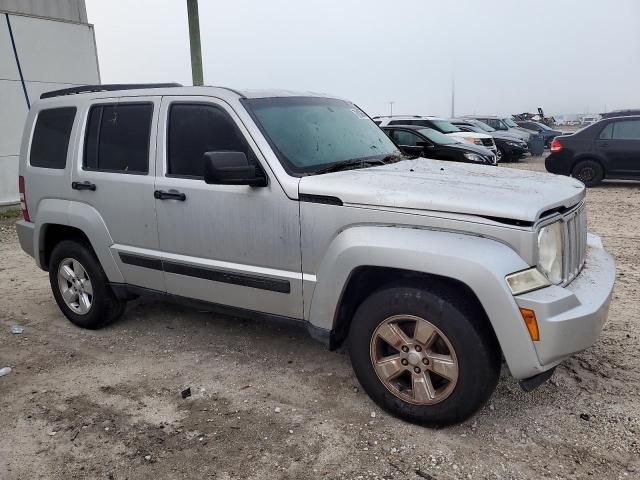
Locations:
490;130;526;142
447;131;492;139
299;159;585;223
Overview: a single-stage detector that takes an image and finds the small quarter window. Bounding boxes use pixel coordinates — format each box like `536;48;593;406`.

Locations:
599;123;613;140
30;107;76;169
84;103;153;174
167;104;251;178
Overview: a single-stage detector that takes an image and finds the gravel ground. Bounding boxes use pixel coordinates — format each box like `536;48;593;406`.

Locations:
0;156;638;479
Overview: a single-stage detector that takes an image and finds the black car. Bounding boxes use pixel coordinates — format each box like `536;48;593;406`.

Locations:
450;118;528;162
383;125;496;165
515;120;564;148
545;115;640;186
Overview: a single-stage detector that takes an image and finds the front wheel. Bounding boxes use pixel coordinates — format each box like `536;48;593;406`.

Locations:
49;240;125;329
348;284;500;427
496;146;505;163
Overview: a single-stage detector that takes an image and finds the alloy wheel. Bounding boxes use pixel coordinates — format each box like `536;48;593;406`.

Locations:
57;258;93;315
370;314;459;405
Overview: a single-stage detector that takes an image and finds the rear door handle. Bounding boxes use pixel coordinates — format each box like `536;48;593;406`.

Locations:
154;189;186;201
600;143;609;147
71;181;96;191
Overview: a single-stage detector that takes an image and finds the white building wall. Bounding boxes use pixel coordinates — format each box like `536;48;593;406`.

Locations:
0;8;99;205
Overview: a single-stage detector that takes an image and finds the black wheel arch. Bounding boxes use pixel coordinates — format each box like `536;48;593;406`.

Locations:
329;266;500;353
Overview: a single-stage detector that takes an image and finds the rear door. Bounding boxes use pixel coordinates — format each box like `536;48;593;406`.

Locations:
71;97;165;291
596;120;640;176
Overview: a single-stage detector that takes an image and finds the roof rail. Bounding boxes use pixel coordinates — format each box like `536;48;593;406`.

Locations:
40;83;183;99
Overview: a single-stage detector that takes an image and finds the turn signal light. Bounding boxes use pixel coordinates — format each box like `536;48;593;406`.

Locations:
550;138;563;153
520;308;540;341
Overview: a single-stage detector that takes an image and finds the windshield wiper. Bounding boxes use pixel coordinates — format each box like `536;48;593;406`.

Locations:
313;158;387;175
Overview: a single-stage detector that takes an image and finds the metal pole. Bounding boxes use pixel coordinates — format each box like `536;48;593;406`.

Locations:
186;0;203;86
389;101;394;117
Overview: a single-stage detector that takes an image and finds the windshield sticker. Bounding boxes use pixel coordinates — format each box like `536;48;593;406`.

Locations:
350;108;368;120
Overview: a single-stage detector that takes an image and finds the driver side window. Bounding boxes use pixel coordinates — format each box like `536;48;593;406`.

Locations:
167;103;253;178
393;130;423;146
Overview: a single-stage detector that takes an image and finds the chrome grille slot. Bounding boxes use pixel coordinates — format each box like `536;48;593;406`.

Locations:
562;203;587;284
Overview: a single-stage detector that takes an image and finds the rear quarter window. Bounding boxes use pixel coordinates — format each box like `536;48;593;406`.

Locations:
30;107;77;169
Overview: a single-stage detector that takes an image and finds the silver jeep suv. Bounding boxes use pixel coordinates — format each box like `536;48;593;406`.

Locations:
16;84;615;426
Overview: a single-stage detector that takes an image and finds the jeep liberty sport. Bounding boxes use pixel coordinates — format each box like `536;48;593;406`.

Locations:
16;84;616;426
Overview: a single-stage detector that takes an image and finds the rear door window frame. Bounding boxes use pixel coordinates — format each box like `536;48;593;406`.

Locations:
82;101;154;175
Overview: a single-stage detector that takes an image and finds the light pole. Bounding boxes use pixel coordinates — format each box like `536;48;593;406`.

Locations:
389;101;394;117
186;0;203;86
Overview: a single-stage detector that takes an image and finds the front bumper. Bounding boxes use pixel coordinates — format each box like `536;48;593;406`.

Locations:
514;234;615;369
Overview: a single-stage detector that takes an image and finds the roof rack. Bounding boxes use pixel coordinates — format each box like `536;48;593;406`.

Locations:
40;83;183;99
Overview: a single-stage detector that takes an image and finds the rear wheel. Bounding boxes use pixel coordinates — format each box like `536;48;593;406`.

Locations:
49;240;125;329
572;159;603;187
348;283;501;427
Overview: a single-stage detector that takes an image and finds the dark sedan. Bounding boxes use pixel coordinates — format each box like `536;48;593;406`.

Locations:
450;118;528;162
383;125;496;165
515;120;564;148
545;115;640;186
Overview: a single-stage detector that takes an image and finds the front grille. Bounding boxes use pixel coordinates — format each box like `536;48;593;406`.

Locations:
562;203;587;284
481;138;494;147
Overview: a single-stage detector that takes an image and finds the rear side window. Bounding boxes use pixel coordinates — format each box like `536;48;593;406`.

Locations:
167;103;250;178
612;120;640;140
84;103;153;174
30;107;76;169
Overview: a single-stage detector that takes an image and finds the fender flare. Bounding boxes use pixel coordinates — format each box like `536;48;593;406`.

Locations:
307;225;541;379
34;198;124;283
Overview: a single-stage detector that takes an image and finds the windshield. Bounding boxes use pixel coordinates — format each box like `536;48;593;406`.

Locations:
503;118;519;128
243;97;398;175
429;119;461;133
418;128;458;145
471;120;495;132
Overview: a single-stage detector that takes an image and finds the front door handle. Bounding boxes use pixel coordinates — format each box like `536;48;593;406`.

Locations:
154;189;186;201
600;142;609;147
72;181;96;191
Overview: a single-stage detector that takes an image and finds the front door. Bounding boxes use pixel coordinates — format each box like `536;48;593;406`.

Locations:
153;96;303;319
596;119;640;176
71;97;165;291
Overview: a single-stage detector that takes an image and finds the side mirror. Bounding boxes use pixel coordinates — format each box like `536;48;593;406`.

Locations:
401;145;425;155
203;151;267;187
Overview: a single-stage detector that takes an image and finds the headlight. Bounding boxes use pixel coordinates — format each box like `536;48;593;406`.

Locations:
506;268;550;295
537;221;564;283
506;141;523;147
463;152;485;163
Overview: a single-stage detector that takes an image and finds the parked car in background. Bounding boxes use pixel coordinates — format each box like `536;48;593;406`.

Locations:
515;120;565;148
382;125;497;165
450;118;528;162
580;115;600;127
465;116;536;143
546;115;640;186
373;115;497;154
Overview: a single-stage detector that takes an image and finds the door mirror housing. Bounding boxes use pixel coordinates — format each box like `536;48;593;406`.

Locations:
203;151;267;187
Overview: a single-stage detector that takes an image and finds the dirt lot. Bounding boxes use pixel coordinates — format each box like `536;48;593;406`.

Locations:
1;156;638;480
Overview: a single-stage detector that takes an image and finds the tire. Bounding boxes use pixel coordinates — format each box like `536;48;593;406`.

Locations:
348;283;500;427
49;240;125;329
571;159;603;187
496;147;505;163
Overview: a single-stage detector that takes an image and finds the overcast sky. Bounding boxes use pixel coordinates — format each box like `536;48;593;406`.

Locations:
85;0;640;118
